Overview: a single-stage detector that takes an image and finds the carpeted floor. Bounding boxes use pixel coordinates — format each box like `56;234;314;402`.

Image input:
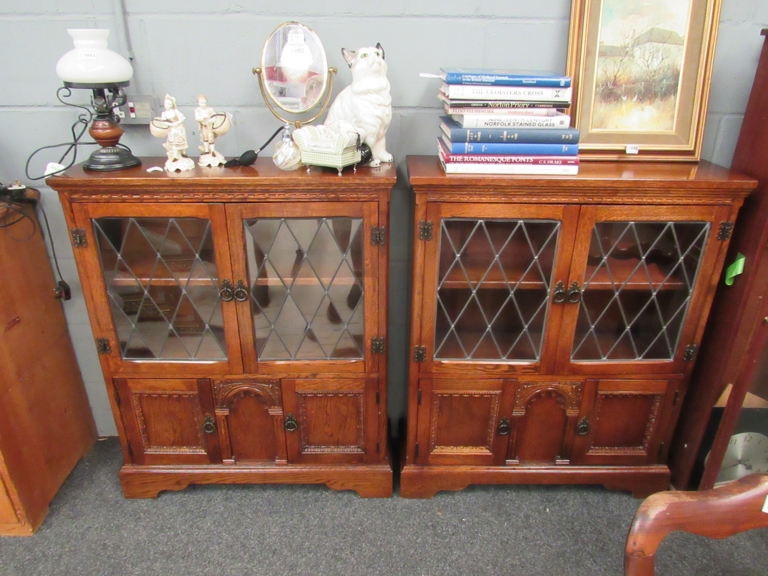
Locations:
0;438;766;575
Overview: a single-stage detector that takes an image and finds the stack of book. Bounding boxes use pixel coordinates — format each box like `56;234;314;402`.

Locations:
436;68;579;175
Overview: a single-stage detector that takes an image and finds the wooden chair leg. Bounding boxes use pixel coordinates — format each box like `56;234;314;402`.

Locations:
624;474;768;576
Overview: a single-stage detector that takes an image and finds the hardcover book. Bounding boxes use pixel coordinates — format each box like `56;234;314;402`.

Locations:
451;113;571;129
440;68;571;88
440;134;578;156
438;138;580;166
438;154;579;175
438;94;560;114
440;83;572;103
440;116;580;144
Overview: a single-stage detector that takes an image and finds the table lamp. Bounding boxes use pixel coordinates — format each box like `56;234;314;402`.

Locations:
55;29;141;171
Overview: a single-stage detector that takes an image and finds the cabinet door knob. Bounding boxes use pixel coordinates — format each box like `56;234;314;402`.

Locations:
577;417;589;436
234;280;249;302
553;281;566;303
567;281;582;303
202;415;217;434
497;417;511;436
284;414;298;432
220;279;235;302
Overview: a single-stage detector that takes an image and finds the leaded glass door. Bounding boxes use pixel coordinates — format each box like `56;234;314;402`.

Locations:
419;203;579;374
72;203;242;375
559;205;732;375
227;202;380;374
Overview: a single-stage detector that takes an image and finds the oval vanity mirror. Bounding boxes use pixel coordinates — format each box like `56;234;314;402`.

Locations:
253;22;336;126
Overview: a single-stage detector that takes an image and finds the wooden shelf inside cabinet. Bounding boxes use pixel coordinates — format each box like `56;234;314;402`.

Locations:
585;259;687;291
403;155;755;499
48;158;396;499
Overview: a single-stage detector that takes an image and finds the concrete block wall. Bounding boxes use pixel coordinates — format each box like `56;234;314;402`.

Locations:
0;1;765;435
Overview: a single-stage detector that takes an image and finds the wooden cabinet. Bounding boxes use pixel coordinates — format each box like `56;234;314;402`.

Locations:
49;159;394;498
669;29;768;490
0;191;96;535
402;156;755;498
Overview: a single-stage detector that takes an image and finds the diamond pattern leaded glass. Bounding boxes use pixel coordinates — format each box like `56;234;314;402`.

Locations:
434;219;559;361
572;221;709;361
94;217;227;361
244;217;364;360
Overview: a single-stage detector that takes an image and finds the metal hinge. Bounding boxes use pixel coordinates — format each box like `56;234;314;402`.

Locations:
414;442;419;458
371;337;386;354
371;226;386;246
376;442;380;454
717;221;734;241
414;345;427;362
71;228;87;247
114;389;121;407
376;390;380;404
418;389;422;405
683;344;698;361
673;390;680;406
418;221;433;241
96;338;112;354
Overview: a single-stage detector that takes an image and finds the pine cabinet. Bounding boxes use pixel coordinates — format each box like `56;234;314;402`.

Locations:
0;190;96;535
402;156;755;498
49;158;394;498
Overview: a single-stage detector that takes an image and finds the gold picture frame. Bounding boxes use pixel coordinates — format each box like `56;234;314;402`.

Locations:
566;0;722;161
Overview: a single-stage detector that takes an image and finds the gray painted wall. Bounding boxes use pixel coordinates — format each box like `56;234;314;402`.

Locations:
1;1;766;436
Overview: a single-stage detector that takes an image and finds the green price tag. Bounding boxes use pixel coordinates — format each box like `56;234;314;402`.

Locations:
724;253;746;286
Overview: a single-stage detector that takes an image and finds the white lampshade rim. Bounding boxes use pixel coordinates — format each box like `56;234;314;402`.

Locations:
63;80;130;89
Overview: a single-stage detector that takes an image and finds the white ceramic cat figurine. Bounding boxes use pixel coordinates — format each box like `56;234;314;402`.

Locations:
325;43;393;167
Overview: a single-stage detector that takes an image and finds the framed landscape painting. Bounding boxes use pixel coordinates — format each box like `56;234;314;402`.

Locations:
566;0;722;161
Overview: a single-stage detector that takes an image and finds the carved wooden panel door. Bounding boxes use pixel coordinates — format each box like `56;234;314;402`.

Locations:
506;380;585;465
114;378;222;465
570;379;680;466
281;378;380;464
415;379;516;466
212;378;288;465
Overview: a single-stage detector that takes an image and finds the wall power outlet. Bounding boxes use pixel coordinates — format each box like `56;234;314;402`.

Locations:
115;95;157;125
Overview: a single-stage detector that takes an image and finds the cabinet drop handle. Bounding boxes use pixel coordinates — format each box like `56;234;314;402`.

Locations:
220;279;235;302
567;281;582;303
203;415;216;434
577;417;589;436
284;414;298;432
553;281;566;303
234;280;249;302
497;417;511;436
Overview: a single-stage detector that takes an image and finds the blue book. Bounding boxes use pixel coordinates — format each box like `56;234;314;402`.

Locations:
440;68;571;88
440;134;578;156
440;116;580;144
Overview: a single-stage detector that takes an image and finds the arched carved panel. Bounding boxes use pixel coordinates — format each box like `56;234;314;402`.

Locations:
212;379;283;464
214;379;281;413
513;381;583;415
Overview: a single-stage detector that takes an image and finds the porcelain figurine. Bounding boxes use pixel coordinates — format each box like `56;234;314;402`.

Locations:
325;43;392;167
150;94;195;172
195;95;232;167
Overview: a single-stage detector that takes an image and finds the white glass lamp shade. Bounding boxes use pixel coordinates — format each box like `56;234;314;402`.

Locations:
56;29;133;85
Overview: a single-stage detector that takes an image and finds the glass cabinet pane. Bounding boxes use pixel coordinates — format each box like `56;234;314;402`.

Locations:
572;221;709;361
434;218;559;361
243;217;365;360
93;217;226;361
